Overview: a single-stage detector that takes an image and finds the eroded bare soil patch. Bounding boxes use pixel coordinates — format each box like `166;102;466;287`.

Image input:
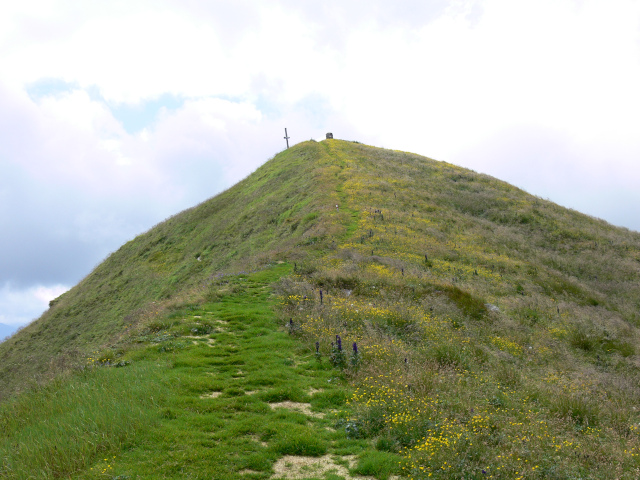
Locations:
271;455;374;480
268;401;324;418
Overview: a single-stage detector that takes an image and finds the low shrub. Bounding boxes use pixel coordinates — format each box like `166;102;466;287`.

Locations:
430;343;469;370
272;425;327;456
551;395;599;426
443;286;487;320
352;450;404;480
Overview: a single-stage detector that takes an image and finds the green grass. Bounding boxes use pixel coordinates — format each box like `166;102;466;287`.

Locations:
272;424;328;456
3;139;640;479
0;363;165;479
352;450;405;479
1;264;379;479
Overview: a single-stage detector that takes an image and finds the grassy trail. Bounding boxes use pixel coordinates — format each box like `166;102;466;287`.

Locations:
0;263;401;480
77;263;369;479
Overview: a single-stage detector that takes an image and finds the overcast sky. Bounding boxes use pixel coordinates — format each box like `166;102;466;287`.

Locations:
2;0;640;336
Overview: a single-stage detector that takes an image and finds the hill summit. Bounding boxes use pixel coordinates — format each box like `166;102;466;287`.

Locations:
3;139;640;479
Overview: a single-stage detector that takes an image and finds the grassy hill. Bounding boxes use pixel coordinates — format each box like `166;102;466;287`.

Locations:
2;139;640;479
0;141;342;399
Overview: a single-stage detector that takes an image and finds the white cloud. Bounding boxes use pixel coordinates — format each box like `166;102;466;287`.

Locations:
331;0;640;159
0;283;69;327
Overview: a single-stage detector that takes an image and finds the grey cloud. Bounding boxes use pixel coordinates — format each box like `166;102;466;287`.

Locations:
0;171;139;286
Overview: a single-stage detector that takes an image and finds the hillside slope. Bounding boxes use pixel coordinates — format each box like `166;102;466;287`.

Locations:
0;141;344;399
3;139;640;479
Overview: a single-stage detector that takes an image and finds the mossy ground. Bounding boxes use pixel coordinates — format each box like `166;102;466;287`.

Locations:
3;139;640;479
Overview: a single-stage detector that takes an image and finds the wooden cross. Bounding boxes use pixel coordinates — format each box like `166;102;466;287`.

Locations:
284;128;290;149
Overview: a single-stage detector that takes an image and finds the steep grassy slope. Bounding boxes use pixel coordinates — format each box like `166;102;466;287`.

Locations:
0;141;345;400
3;139;640;479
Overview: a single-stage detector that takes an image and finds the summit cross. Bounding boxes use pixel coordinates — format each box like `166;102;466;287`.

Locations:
284;128;290;149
